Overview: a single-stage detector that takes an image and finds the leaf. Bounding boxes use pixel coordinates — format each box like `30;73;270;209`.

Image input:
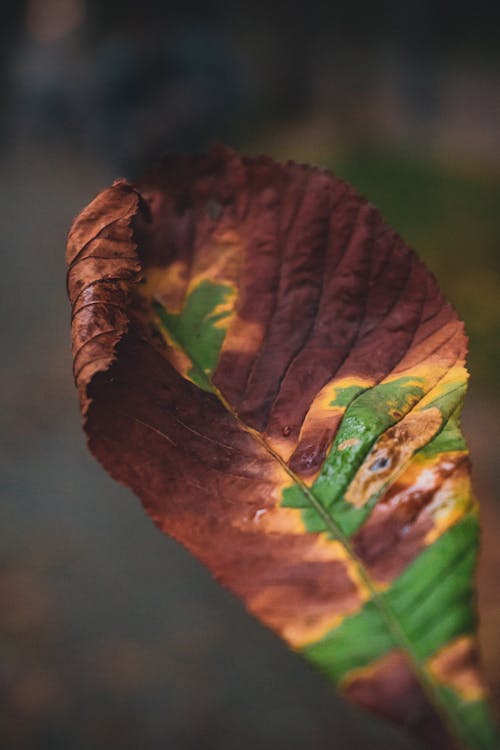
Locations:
66;147;499;749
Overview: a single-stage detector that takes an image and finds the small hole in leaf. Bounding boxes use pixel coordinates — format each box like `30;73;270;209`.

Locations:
370;456;391;472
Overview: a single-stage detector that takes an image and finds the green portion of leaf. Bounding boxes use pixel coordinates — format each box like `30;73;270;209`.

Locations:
300;598;396;682
283;377;427;536
285;371;469;540
435;691;499;750
303;515;478;678
313;376;426;533
387;513;478;660
154;279;233;391
421;381;468;418
329;384;368;407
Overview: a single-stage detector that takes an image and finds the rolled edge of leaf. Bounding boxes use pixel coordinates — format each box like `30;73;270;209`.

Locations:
66;179;142;416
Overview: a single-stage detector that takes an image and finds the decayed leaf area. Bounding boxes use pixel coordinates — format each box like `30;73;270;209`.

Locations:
67;147;499;750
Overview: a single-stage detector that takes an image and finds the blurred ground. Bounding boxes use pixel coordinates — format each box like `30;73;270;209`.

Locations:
1;3;499;749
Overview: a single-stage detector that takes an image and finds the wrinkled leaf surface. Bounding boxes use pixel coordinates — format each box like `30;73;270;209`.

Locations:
67;147;499;750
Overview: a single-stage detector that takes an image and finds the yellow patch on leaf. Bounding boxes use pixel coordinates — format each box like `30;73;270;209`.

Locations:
415;364;469;412
209;287;238;330
424;466;476;545
221;317;266;356
139;261;189;313
187;228;242;293
247;505;306;535
338;438;361;451
318;375;375;412
427;636;488;702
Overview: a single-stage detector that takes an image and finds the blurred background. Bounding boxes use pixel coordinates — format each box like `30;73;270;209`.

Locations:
1;2;499;748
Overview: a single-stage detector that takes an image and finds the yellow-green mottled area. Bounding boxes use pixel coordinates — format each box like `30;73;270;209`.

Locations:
283;375;433;535
154;279;236;391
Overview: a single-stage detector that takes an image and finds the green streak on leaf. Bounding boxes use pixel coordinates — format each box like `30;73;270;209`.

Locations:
422;380;468;417
301;598;396;682
287;373;469;538
387;513;478;660
298;377;426;535
303;515;478;678
329;384;368;407
154;279;234;392
434;690;500;750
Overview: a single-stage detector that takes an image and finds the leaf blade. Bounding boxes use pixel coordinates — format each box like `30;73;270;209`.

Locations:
67;147;499;750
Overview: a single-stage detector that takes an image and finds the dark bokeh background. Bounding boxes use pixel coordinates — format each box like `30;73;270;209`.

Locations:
1;2;499;748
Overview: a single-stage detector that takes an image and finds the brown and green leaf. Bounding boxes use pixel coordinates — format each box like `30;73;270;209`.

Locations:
66;146;499;749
